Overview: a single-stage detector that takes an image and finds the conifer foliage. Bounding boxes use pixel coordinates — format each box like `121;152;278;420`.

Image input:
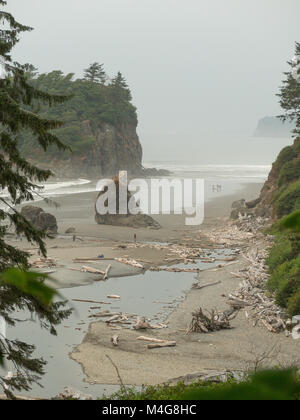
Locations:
278;42;300;137
84;62;107;84
0;0;71;396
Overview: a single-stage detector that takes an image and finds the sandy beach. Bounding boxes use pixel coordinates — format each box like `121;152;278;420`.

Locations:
7;179;299;398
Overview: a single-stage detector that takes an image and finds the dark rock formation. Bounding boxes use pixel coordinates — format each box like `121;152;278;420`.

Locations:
143;167;172;177
21;205;58;233
95;213;161;229
95;173;161;229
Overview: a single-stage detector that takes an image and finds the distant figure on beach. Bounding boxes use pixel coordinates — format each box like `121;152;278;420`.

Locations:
134;233;137;242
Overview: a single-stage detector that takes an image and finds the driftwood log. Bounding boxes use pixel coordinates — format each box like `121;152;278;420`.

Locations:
81;265;105;275
147;342;176;349
111;335;119;346
104;264;112;280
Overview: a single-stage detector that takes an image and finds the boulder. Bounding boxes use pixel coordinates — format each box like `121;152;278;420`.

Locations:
21;205;58;234
245;197;261;209
231;199;246;210
230;197;271;220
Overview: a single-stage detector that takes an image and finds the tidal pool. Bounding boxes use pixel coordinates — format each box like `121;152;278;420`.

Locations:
3;250;234;399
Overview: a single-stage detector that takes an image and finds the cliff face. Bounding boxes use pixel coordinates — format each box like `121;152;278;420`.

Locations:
258;167;280;210
39;120;143;179
240;138;300;219
231;138;300;220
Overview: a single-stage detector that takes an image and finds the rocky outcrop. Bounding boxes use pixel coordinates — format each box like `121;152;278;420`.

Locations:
230;198;271;220
95;213;161;229
95;173;161;229
21;205;58;233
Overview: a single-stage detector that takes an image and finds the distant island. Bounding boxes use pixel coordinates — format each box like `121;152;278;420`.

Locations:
254;116;295;138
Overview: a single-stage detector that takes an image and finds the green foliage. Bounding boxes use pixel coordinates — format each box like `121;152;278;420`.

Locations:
280;210;300;232
274;180;300;217
275;146;296;169
278;159;300;187
183;370;300;401
18;67;137;160
287;289;300;317
266;208;300;315
105;380;213;401
267;258;300;292
278;42;300;138
275;266;300;308
0;2;71;395
104;370;300;401
0;269;57;307
84;62;106;84
264;44;300;317
266;235;293;273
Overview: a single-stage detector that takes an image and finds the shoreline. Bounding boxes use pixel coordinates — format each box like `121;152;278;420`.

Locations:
70;218;300;391
10;179;292;398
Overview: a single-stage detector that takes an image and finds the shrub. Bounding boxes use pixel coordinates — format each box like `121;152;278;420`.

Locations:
267;258;300;292
293;137;300;155
275;146;296;169
274;180;300;217
266;236;292;273
275;274;300;308
287;289;300;317
102;370;300;401
278;159;300;187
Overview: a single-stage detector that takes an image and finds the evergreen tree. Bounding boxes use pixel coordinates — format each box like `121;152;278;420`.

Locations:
110;71;132;101
0;0;71;396
83;62;107;84
278;42;300;137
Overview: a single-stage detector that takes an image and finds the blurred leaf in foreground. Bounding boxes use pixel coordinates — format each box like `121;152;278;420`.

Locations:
0;269;57;307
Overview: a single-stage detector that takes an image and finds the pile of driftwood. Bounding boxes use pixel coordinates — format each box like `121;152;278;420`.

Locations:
227;245;292;335
186;307;233;334
114;258;144;269
125;241;213;264
88;310;168;331
235;215;271;234
73;256;144;270
204;215;270;247
30;257;57;268
149;266;200;273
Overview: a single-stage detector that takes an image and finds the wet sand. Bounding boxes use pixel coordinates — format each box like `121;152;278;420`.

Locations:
11;180;298;397
70;244;300;387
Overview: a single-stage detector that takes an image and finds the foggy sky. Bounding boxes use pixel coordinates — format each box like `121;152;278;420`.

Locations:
5;0;300;164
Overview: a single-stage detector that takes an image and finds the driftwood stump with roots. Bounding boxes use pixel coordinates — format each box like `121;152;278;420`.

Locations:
187;307;232;334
